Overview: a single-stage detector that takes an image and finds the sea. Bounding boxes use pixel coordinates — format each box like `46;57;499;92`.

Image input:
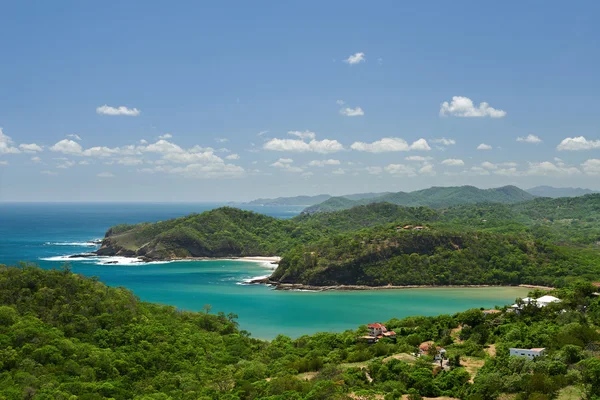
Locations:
0;202;528;339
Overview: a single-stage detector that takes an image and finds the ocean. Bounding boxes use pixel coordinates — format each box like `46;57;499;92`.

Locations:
0;202;528;339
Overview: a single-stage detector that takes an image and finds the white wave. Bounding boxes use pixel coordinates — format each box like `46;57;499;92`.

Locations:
237;274;270;285
44;241;101;247
40;254;171;266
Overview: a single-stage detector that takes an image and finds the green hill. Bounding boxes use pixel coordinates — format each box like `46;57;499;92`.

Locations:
527;185;597;198
303;185;535;213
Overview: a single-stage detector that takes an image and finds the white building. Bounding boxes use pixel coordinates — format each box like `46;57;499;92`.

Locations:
509;348;546;359
510;295;561;311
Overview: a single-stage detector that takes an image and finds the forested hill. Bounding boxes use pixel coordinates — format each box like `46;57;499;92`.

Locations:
302;185;535;213
96;194;600;288
5;265;600;398
526;185;597;198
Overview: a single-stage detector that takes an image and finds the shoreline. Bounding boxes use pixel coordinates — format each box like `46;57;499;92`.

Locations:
249;278;553;292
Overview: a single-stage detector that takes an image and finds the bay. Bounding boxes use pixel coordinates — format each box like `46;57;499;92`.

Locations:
0;202;529;339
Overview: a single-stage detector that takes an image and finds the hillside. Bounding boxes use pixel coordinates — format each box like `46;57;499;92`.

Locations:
527;185;597;198
303;185;535;213
4;265;600;399
244;194;331;206
269;228;600;288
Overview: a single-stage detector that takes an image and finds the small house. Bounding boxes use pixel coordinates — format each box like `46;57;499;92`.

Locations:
418;341;446;361
363;323;396;343
509;348;545;359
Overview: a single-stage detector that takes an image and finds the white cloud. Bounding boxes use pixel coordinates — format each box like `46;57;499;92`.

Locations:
336;100;345;105
332;168;345;175
40;170;57;176
140;139;148;144
50;139;83;155
526;161;581;176
225;153;239;160
81;146;120;157
441;158;465;167
477;143;493;150
31;156;42;163
517;134;542;144
158;133;173;140
351;138;430;153
0;128;21;154
557;136;600;151
419;164;436;176
264;138;343;153
18;143;43;153
340;107;364;117
163;151;224;165
270;158;303;172
431;138;456;146
384;164;417;177
96;105;140;116
97;172;115;178
582;159;600;175
257;130;269;137
79;160;90;165
405;155;431;162
144;140;184;154
344;52;365;64
67;134;82;141
469;167;491;176
308;159;341;167
0;160;7;165
288;130;316;140
117;158;143;166
57;160;75;169
481;161;497;170
440;96;506;118
366;166;383;175
216;138;229;143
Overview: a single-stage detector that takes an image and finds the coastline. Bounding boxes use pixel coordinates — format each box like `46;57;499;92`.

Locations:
249;278;553;292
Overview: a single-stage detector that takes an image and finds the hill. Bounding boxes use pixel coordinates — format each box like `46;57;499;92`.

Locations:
527;185;597;198
4;265;600;399
244;194;331;206
303;185;535;213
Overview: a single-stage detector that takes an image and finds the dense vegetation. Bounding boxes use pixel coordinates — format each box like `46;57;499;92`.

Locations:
97;194;600;288
302;185;535;213
3;265;600;399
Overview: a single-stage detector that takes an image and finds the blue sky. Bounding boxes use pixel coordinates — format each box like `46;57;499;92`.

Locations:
1;1;599;201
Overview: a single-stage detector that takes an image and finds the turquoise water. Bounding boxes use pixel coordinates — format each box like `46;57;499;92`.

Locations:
0;203;528;339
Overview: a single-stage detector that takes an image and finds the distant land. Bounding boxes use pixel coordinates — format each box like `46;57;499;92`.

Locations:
302;185;535;213
239;185;598;209
241;192;389;206
526;185;598;198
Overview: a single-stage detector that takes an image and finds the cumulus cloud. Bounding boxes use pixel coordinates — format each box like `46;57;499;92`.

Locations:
517;134;542;144
158;133;173;140
18;143;43;153
351;138;431;153
56;160;75;169
31;156;42;163
332;168;345;175
344;52;365;64
582;159;600;175
405;156;431;162
419;164;436;176
526;161;581;176
308;159;341;167
66;134;82;141
557;136;600;151
270;158;303;172
50;139;83;155
366;166;383;175
340;107;364;117
0;160;8;165
117;158;143;166
225;153;239;160
440;96;506;118
384;164;417;177
336;100;345;105
477;143;493;150
264;137;343;154
288;130;316;140
441;159;465;167
431;138;456;146
40;170;57;176
96;105;140;116
0;128;21;154
216;138;229;143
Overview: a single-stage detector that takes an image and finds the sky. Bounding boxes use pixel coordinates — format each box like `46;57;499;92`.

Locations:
1;1;599;202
